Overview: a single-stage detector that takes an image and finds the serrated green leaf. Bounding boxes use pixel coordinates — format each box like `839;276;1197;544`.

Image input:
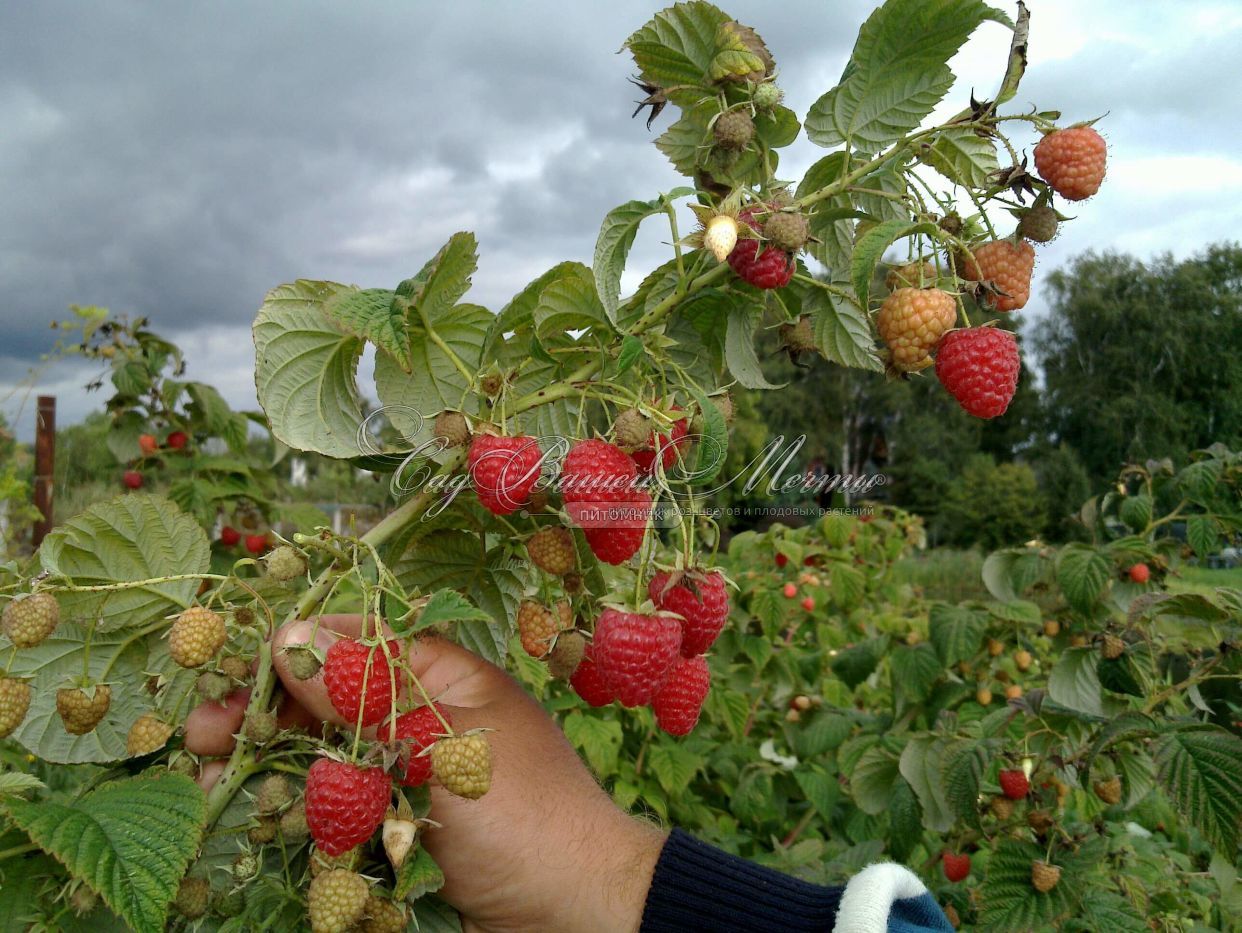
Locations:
832;637;884;688
890;642;941;701
921;127;999;188
394;845;445;901
2;773;205;933
647;743;703;796
794;767;838;821
943;739;991;829
686;383;728;485
1056;543;1111;612
850;219;938;303
886;779;922;863
807;66;954;151
401;589;494;636
38;493;209;633
1075;892;1147;933
410;896;465;933
484;261;581;358
624;1;729;97
1117;494;1153;531
803;285;881;371
724;306;783;389
899;736;954;832
595;200;664;324
829;563;866;610
799;712;854;758
615;335;645;374
979;838;1082;932
563;711;622;777
928;603;985;666
851;744;901;814
1187;514;1221;558
987;599;1042;625
0;772;44;796
253;279;365;458
1153;724;1242;854
322;287;408;369
1046;648;1108;718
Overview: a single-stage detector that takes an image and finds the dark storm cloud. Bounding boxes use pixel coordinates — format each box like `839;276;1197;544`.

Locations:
3;1;1239;438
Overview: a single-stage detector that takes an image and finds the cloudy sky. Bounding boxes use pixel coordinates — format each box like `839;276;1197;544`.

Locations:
3;0;1240;441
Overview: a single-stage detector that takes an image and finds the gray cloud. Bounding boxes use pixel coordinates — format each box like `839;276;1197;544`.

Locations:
2;0;1239;439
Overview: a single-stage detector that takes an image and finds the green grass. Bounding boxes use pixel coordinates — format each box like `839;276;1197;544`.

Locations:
1167;563;1242;595
891;548;989;603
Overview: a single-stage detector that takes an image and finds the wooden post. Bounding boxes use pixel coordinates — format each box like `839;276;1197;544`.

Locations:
32;395;55;547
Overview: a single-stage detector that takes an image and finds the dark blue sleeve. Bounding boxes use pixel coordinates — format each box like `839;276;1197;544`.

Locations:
640;829;843;932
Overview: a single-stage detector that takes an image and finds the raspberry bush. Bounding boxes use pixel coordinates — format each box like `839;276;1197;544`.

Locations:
4;2;1231;930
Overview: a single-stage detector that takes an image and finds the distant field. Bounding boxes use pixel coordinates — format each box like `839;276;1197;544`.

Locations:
1168;564;1242;594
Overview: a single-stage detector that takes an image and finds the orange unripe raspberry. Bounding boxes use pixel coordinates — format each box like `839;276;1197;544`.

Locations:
885;261;937;291
2;593;60;648
1034;126;1107;201
56;685;112;735
876;288;956;371
169;606;227;668
126;712;175;756
960;239;1036;312
0;676;32;738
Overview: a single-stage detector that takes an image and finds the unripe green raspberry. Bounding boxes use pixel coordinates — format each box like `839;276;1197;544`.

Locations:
713;110;755;151
433;410;471;447
243;709;278;744
308;869;369;933
196;671;233;703
780;316;816;353
752;81;783;111
264;545;307;582
762;211;810;254
613;408;652;451
172;877;210;920
256;773;292;814
2;592;60;648
280;801;310;841
284;645;323;681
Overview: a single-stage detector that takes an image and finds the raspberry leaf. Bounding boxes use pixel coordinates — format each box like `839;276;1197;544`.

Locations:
1055;543;1111;612
594;199;667;324
724;306;783;389
624;2;730;102
39;494;208;634
323;287;407;370
401;589;494;637
536;263;615;337
395;846;446;901
2;773;205;933
928;603;986;667
1153;724;1242;854
899;736;955;832
1046;648;1115;719
849;218;938;303
922;126;1001;188
253;279;366;458
686;384;728;485
801;285;882;371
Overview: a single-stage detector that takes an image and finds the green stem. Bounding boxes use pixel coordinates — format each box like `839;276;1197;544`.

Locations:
0;843;37;861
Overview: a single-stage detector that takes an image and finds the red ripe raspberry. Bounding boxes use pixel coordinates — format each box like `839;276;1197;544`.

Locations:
219;525;241;547
570;643;616;707
999;769;1031;800
575;489;652;565
1034;126;1107;201
942;851;971;883
381;703;451;787
122;470;143;489
651;655;711;736
1128;563;1150;584
245;533;269;554
592;608;682;707
648;570;730;657
876;287;958;372
560;439;637;504
775;552;788;568
631;408;689;475
960;239;1035;312
727;206;796;290
304;758;390;856
468;434;543;515
935;327;1020;419
323;638;403;728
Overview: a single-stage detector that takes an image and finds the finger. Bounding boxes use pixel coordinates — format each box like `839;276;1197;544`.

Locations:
197;758;227;792
184;688;250;756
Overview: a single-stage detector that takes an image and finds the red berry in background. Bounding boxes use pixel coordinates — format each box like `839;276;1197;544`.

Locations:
304;758;390;856
775;552;788;568
935;327;1020;419
800;596;815;612
166;430;189;450
138;433;158;456
782;582;797;599
468;434;543;515
1034;125;1107;201
1128;563;1150;584
219;525;241;547
999;769;1030;800
122;470;143;489
570;644;616;707
574;489;651;565
631;407;689;475
651;655;710;736
942;851;971;883
960;239;1035;312
592;608;682;707
648;570;730;657
245;533;268;555
560;438;637;504
381;703;451;787
323;638;403;728
728;206;796;290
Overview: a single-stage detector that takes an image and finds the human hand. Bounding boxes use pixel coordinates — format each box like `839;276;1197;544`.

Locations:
184;614;666;933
